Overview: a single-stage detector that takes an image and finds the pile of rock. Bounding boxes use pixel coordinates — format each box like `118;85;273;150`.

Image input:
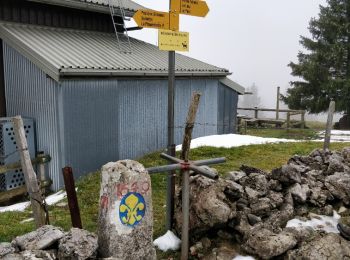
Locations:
0;225;98;260
174;147;350;259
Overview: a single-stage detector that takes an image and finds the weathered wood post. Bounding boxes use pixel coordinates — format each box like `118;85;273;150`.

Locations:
286;112;291;131
180;92;201;260
276;86;280;120
97;160;156;259
324;101;335;150
12;116;46;228
301;111;305;129
254;106;258;119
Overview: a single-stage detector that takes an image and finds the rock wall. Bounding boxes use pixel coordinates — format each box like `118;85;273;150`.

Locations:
174;147;350;259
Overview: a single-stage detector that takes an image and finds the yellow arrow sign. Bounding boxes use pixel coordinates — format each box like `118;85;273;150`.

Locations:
172;0;209;17
133;10;170;29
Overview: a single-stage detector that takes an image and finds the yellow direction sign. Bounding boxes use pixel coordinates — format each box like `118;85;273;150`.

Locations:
158;29;189;52
172;0;209;17
133;10;170;29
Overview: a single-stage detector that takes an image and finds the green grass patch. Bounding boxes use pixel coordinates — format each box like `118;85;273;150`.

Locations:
0;140;349;252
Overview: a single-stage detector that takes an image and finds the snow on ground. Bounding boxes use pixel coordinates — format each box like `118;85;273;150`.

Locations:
232;256;255;260
176;134;300;151
0;189;70;213
153;230;181;252
318;130;350;142
286;211;341;233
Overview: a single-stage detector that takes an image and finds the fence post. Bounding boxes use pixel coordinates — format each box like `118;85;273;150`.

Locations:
276;86;280;120
62;167;82;229
286;112;291;131
12;116;46;228
324;101;335;150
301;111;305;129
254;107;258;119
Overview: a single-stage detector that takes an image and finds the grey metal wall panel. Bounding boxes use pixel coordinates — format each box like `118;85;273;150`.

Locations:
3;43;63;190
61;79;120;178
217;82;238;134
117;79;168;159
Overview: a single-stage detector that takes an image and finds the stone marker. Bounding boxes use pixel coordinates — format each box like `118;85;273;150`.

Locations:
97;160;156;259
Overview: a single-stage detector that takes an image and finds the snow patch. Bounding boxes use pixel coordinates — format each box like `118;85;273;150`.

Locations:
232;256;255;260
286;211;341;233
176;134;300;151
20;217;34;223
0;189;76;213
318;130;350;142
153;230;181;251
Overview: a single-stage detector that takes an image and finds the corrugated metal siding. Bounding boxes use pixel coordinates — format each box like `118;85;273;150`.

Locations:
217;82;238;134
3;43;63;191
61;80;120;179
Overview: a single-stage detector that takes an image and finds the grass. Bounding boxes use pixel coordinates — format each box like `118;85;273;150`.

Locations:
0;128;349;256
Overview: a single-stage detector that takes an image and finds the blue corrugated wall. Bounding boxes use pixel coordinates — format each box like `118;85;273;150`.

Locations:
3;43;64;191
217;82;238;134
3;44;237;190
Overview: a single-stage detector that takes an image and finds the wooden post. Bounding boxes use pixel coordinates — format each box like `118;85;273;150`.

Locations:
12;116;46;228
286;112;290;131
301;111;305;129
324;101;335;150
62;167;82;229
180;91;201;260
276;86;280;120
254;107;258;119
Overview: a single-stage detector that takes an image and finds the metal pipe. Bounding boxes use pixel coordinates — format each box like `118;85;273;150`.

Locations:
181;169;190;260
189;164;218;180
147;163;181;174
62;167;82;229
161;152;182;163
193;157;226;166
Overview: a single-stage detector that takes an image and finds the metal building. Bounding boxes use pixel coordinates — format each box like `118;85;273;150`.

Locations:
0;0;244;190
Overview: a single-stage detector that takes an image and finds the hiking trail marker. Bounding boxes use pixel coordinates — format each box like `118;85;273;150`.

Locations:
159;29;189;51
133;10;169;29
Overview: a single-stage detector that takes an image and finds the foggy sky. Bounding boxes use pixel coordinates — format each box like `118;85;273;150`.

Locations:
127;0;327;108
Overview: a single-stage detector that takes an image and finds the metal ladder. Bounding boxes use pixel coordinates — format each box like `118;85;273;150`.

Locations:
108;0;132;54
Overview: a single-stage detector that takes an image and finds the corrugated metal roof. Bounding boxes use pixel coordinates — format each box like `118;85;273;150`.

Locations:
220;78;245;95
27;0;144;16
0;23;230;82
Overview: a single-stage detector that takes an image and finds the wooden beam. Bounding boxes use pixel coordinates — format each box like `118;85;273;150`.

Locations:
12;116;46;228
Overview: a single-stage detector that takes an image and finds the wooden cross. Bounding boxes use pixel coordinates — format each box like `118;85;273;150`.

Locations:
147;92;226;260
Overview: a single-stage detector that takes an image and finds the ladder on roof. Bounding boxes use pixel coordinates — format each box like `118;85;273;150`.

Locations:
108;0;132;54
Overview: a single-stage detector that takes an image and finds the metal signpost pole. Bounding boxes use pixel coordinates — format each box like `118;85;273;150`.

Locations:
166;49;176;231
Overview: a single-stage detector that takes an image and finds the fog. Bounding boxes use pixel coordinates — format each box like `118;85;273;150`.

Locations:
127;0;337;121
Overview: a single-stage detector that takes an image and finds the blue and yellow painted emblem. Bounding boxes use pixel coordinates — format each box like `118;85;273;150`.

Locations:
119;192;146;227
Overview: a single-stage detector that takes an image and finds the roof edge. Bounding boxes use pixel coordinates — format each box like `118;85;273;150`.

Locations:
27;0;136;16
219;78;245;94
59;69;231;78
0;24;60;81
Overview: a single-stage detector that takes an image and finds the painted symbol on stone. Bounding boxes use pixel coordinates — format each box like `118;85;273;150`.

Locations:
119;192;146;227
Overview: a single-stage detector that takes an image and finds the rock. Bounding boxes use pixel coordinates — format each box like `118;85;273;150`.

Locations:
322;205;333;216
245;187;260;203
227;171;246;182
12;225;65;250
97;160;156;259
268;179;282;191
326;152;345;175
267;191;284;208
286;233;350;260
241;173;268;196
0;242;16;258
224;181;244;201
200;237;212;249
289;183;308;203
202;245;237;260
217;230;233;240
243;228;297;259
247;214;261;225
338;206;348;214
271;164;301;184
58;228;97;260
21;250;57;260
174;176;233;236
250;198;272;217
190;242;203;256
325;172;350;205
1;253;23;260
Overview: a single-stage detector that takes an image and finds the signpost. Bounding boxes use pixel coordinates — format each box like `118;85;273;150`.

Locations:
159;30;189;51
133;0;210;235
133;10;170;29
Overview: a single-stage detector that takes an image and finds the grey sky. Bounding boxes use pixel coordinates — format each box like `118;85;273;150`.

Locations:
128;0;327;108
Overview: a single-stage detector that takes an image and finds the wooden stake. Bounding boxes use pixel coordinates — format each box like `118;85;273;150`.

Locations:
324;101;335;150
12;116;46;228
